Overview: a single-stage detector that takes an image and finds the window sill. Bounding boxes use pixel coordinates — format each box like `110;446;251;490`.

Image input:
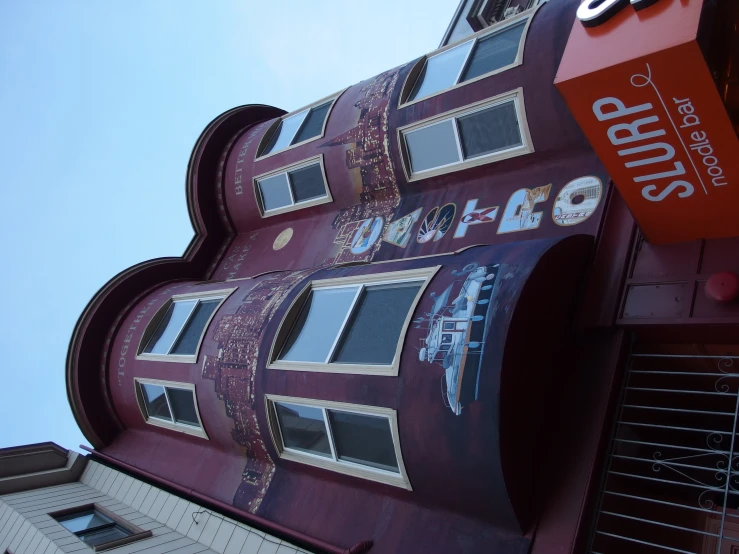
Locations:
142;416;209;440
94;531;153;552
279;449;412;490
406;143;533;182
260;195;333;219
267;360;400;376
135;353;198;364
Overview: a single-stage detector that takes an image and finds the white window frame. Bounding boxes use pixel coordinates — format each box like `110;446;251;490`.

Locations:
397;88;533;182
253;154;332;218
265;394;412;490
267;266;440;376
50;504;152;552
256;90;344;160
134;378;209;439
136;288;236;364
400;7;537;108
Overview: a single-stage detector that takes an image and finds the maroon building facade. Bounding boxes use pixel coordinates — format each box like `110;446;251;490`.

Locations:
66;0;739;552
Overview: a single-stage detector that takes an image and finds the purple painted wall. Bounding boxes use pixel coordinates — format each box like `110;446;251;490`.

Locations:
214;1;606;283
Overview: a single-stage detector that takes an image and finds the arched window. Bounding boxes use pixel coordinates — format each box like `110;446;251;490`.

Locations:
136;288;235;363
256;91;343;159
400;10;534;107
268;266;439;376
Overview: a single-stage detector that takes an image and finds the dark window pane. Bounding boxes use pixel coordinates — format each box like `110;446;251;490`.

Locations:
79;525;131;546
258;173;292;211
292;102;331;144
289;164;326;203
140;384;171;421
58;510;113;533
457;101;522;159
460;21;526;82
280;287;359;363
409;41;473;101
171;299;220;355
275;402;331;457
404;119;460;173
328;410;398;472
332;282;421;365
260;120;282;156
166;388;199;426
143;300;196;354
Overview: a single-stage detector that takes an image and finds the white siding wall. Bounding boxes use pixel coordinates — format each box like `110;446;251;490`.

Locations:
0;462;309;554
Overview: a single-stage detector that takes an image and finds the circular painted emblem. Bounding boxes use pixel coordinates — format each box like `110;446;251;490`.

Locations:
552;176;603;226
350;217;384;254
417;203;456;243
273;228;293;250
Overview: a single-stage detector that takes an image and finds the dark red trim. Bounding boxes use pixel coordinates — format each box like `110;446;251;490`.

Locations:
576;185;636;328
80;447;373;554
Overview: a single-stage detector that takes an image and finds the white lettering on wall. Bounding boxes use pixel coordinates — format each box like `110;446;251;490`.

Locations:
577;0;662;28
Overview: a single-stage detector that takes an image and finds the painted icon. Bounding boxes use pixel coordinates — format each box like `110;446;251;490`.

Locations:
384;208;423;247
453;199;499;238
497;184;552;234
273;228;293;250
414;263;499;415
350;216;384;254
417;203;456;244
552;176;603;226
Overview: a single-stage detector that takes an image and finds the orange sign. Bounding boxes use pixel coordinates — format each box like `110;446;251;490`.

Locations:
555;0;739;244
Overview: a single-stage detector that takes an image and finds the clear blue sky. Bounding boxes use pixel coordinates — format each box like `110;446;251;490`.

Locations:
0;1;453;450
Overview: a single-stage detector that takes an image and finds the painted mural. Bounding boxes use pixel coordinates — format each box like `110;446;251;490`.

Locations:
415;263;500;415
453;200;499;239
552;176;603;226
350;216;384;254
322;69;401;265
497;184;552;234
201;269;312;513
383;208;423;247
417;204;456;244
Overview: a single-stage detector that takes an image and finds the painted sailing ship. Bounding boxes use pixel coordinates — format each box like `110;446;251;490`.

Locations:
416;263;500;415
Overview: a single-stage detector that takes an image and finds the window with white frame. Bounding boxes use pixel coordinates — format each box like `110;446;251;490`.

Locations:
405;17;528;104
255;157;331;217
258;99;334;157
266;395;411;489
135;379;208;438
439;0;539;48
399;90;531;179
269;267;438;375
51;504;152;551
137;289;233;363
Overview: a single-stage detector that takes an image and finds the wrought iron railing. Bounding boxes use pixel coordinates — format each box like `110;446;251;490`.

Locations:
590;352;739;554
